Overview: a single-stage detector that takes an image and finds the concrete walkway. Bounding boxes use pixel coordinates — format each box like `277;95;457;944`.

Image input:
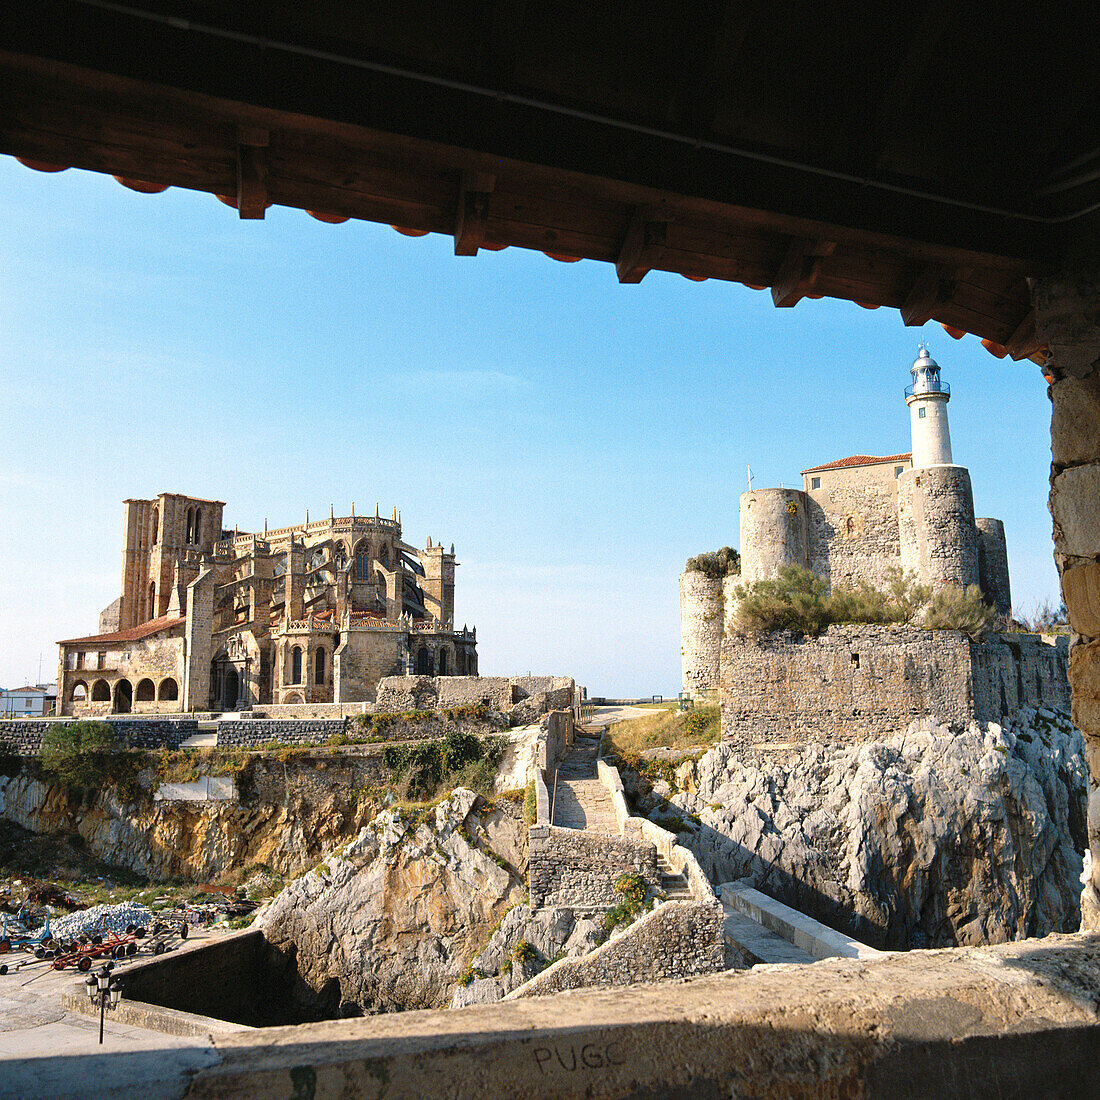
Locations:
0;933;225;1099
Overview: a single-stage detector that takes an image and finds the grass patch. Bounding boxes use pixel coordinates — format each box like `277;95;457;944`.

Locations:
602;704;721;765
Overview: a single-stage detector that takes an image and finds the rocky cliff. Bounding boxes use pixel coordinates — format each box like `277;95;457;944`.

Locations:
0;754;380;883
259;789;528;1016
663;707;1087;949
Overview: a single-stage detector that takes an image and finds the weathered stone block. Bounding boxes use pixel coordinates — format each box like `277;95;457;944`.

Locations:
1052;372;1100;467
1051;463;1100;558
1070;637;1100;735
1061;562;1100;639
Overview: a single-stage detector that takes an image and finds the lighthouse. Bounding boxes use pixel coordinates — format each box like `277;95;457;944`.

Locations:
905;342;952;468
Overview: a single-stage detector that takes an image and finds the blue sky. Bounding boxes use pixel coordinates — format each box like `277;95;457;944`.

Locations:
0;157;1060;695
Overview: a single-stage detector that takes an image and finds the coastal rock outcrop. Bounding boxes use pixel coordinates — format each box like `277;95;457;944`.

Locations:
260;789;527;1016
667;707;1087;948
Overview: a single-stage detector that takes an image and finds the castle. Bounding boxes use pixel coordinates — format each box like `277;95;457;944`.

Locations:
682;345;1069;739
55;496;477;716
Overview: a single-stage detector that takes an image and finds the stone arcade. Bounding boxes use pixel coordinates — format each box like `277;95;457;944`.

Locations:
55;496;477;715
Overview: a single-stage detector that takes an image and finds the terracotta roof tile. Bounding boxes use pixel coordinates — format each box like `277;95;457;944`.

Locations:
801;453;912;475
57;614;185;646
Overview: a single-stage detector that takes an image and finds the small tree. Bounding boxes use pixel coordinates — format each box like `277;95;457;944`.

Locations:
39;720;117;791
684;546;741;578
882;566;932;624
922;585;994;638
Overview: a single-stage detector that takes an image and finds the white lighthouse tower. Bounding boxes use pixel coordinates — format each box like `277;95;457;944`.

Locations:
905;342;953;467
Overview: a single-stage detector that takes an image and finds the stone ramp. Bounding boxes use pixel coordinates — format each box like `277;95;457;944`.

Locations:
722;905;817;965
551;736;618;834
720;883;882;966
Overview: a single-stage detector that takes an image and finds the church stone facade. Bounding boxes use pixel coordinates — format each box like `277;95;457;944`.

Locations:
56;495;476;716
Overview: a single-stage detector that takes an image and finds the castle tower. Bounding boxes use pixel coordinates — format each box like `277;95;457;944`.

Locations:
905;342;953;467
739;488;811;584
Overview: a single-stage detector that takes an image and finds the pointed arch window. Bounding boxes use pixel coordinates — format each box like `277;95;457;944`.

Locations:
291;646;303;684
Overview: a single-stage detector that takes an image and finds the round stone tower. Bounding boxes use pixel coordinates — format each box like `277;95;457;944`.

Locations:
975;517;1012;616
906;342;953;467
739;488;811;584
680;571;724;696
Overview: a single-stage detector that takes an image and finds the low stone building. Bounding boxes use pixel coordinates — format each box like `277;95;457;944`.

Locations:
56;494;477;715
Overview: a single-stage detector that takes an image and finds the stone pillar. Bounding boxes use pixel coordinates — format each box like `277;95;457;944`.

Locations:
1035;263;1100;928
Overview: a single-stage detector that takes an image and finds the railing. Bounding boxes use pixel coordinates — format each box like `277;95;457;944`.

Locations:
905;379;950;398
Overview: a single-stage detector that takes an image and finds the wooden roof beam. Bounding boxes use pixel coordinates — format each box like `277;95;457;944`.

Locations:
236;126;269;220
616;208;668;284
900;264;958;326
771;238;835;307
454;169;495;256
1005;309;1045;361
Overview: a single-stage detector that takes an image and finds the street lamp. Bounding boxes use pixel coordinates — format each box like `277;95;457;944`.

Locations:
84;962;123;1044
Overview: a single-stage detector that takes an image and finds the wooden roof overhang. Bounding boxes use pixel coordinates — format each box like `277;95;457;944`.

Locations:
3;3;1097;364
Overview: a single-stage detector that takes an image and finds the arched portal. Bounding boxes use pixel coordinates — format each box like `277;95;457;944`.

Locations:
437;648;448;676
158;677;178;701
70;680;88;701
135;678;155;702
224;668;239;709
91;679;110;702
416;646;431;675
114;679;132;714
291;646;303;683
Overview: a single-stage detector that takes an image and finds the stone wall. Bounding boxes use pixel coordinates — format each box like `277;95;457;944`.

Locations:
528;825;658;909
897;465;979;589
976;518;1012;615
216;718;347;747
506;899;726;999
375;675;574;716
805;459;907;590
719;625;1070;746
0;718;196;755
334;629;403;703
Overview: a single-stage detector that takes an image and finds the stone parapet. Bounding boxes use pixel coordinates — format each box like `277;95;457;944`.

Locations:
0;718;196;755
215;718;347;747
506;898;726;999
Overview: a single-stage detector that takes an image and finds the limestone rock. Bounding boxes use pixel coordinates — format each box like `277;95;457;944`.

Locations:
260;789;526;1017
675;708;1087;949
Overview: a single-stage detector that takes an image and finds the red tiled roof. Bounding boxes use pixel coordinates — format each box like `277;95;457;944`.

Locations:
57;614;185;646
801;453;912;475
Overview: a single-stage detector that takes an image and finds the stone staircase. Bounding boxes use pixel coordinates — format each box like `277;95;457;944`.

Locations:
550;736;618;834
656;853;692;901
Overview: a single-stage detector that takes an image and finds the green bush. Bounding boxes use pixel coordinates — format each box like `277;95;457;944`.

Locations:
603;872;649;932
512;939;537;963
734;564;967;638
522;778;537;825
733;566;830;635
40;720;118;792
684;546;740;578
381;731;506;801
922;584;994;637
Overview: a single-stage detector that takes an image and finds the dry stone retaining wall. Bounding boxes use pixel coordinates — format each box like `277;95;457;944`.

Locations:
0;718;196;755
528;825;658;909
506;899;726;998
